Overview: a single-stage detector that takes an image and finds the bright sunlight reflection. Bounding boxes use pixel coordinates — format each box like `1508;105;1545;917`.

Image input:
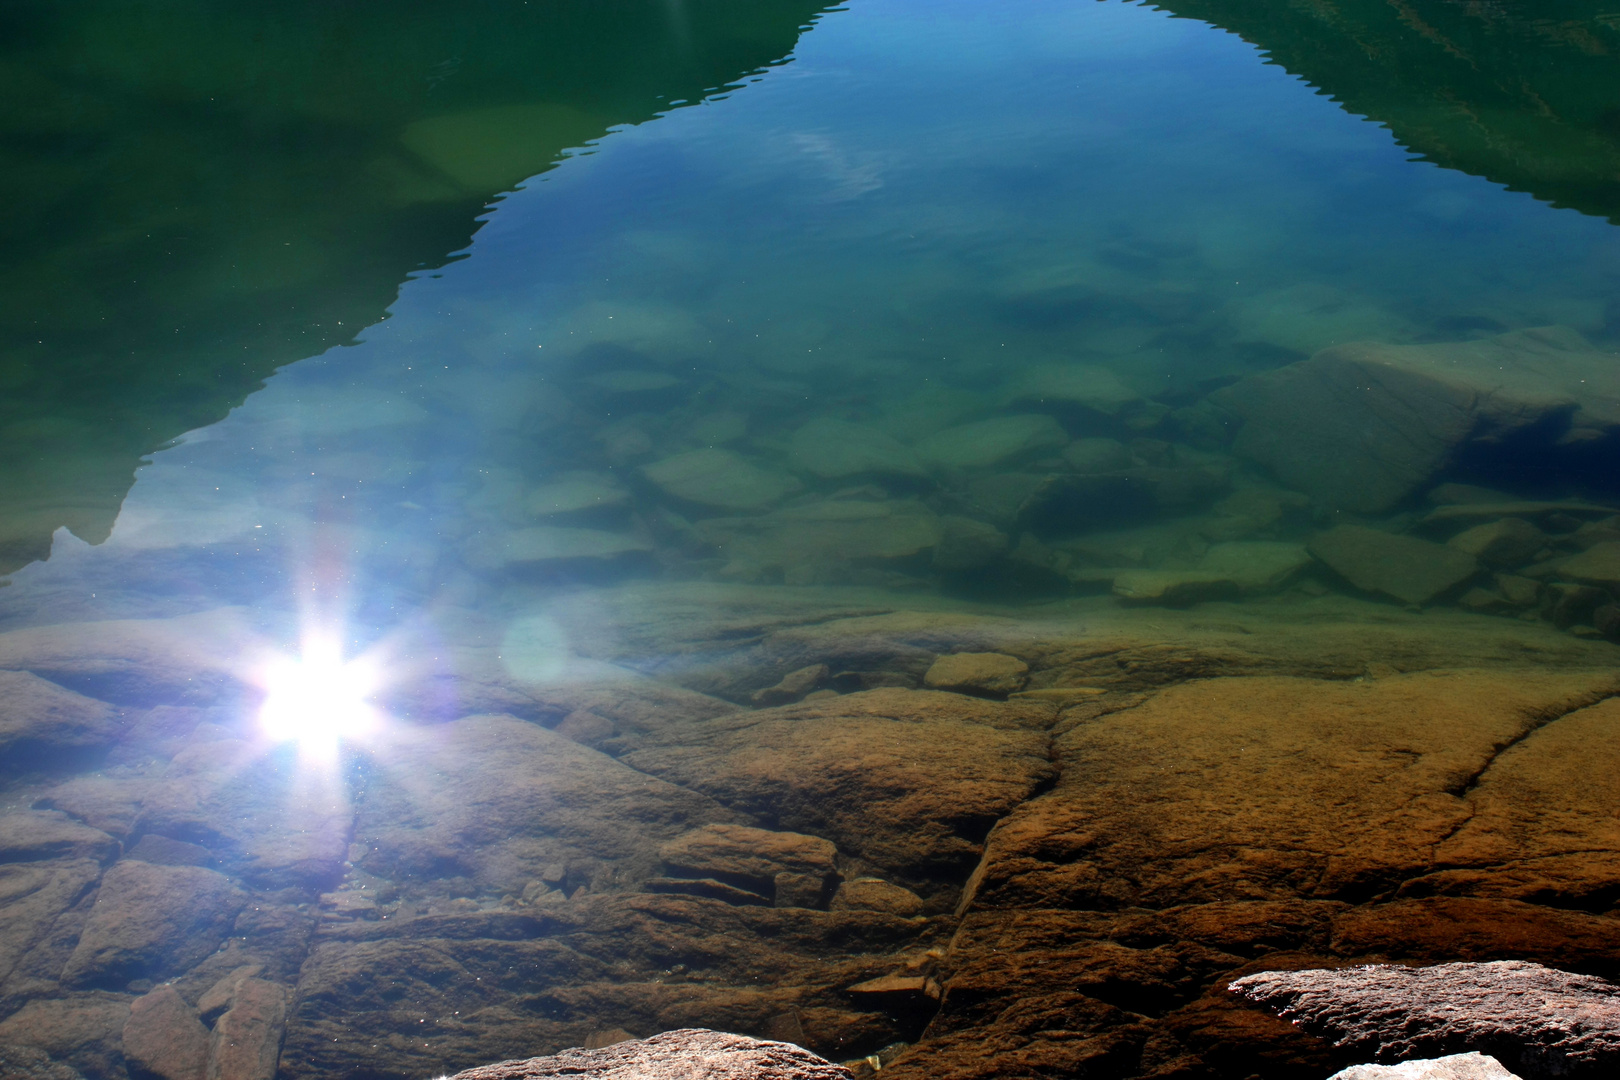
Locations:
257;635;381;761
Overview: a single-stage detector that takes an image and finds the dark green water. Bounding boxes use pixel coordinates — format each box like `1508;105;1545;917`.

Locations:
5;1;1620;1076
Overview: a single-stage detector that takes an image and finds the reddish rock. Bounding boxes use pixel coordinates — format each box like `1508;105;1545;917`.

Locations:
1231;960;1620;1079
124;985;210;1080
61;860;246;988
444;1028;854;1079
621;688;1055;889
207;978;287;1080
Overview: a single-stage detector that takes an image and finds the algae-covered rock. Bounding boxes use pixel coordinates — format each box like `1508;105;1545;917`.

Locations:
788;418;926;480
915;415;1068;471
1309;525;1478;605
643;449;801;511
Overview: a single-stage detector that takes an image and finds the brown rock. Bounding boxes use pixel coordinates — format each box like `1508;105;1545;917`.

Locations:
124;985;210;1080
0;995;131;1079
0;858;103;990
207;978;287;1080
659;824;838;907
1406;697;1620;905
830;879;924;917
1446;518;1545;567
196;964;266;1024
620;688;1055;887
752;664;830;706
960;671;1619;912
352;714;734;894
921;653;1028;696
61;860;245;989
1230;960;1620;1079
1309;526;1479;605
443;1028;855;1079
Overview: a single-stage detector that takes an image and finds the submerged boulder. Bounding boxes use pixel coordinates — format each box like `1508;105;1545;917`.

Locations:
1309;526;1478;605
1213;326;1620;513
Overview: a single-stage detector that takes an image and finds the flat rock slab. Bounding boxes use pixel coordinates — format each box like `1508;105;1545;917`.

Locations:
1309;525;1478;605
443;1028;854;1079
1330;1051;1521;1079
1231;960;1620;1079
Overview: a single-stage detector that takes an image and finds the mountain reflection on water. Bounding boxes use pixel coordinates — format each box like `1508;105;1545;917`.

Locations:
0;0;828;574
1158;0;1620;226
8;2;1620;1078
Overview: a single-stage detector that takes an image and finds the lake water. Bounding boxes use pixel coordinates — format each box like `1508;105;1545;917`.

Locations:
5;2;1620;1078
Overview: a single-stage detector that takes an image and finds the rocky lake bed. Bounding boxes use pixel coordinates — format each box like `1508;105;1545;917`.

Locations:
6;322;1620;1078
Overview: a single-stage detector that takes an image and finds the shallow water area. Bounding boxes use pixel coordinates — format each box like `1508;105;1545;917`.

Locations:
6;1;1620;1078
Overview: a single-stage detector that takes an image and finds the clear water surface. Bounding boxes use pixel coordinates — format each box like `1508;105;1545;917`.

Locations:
5;0;1620;1076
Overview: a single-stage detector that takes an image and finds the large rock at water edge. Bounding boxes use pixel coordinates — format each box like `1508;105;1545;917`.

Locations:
442;1028;855;1079
1230;960;1620;1079
1213;326;1620;513
1329;1052;1521;1079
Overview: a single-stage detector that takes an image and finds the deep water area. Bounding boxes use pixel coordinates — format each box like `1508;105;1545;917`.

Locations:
5;1;1620;1078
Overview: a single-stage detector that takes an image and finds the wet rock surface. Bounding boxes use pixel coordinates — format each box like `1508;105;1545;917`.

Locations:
443;1028;855;1079
2;590;1620;1079
1232;961;1620;1079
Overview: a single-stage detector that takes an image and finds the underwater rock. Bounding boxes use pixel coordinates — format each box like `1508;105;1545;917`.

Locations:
1557;541;1620;586
352;714;735;893
123;985;210;1080
620;688;1055;889
1110;541;1311;605
61;860;246;989
442;1028;856;1079
523;473;633;518
1411;696;1620;905
1495;573;1543;608
1000;364;1141;417
0;608;260;707
464;525;654;570
1329;1053;1520;1080
207;977;287;1080
0;857;105;991
0;996;131;1080
0;672;121;760
1062;436;1135;473
751;664;830;706
0;812;120;865
958;671;1619;913
1230;961;1620;1079
914;414;1068;471
0;1044;85;1080
1445;518;1545;568
643;449;802;512
931;515;1009;571
1214;326;1620;513
658;824;838;907
1308;525;1478;605
922;653;1029;696
788;418;927;480
1016;465;1230;533
1110;569;1238;605
696;497;942;581
830;878;924;917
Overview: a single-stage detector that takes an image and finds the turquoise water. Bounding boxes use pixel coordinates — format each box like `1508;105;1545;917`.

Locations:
7;0;1620;627
5;1;1620;1076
